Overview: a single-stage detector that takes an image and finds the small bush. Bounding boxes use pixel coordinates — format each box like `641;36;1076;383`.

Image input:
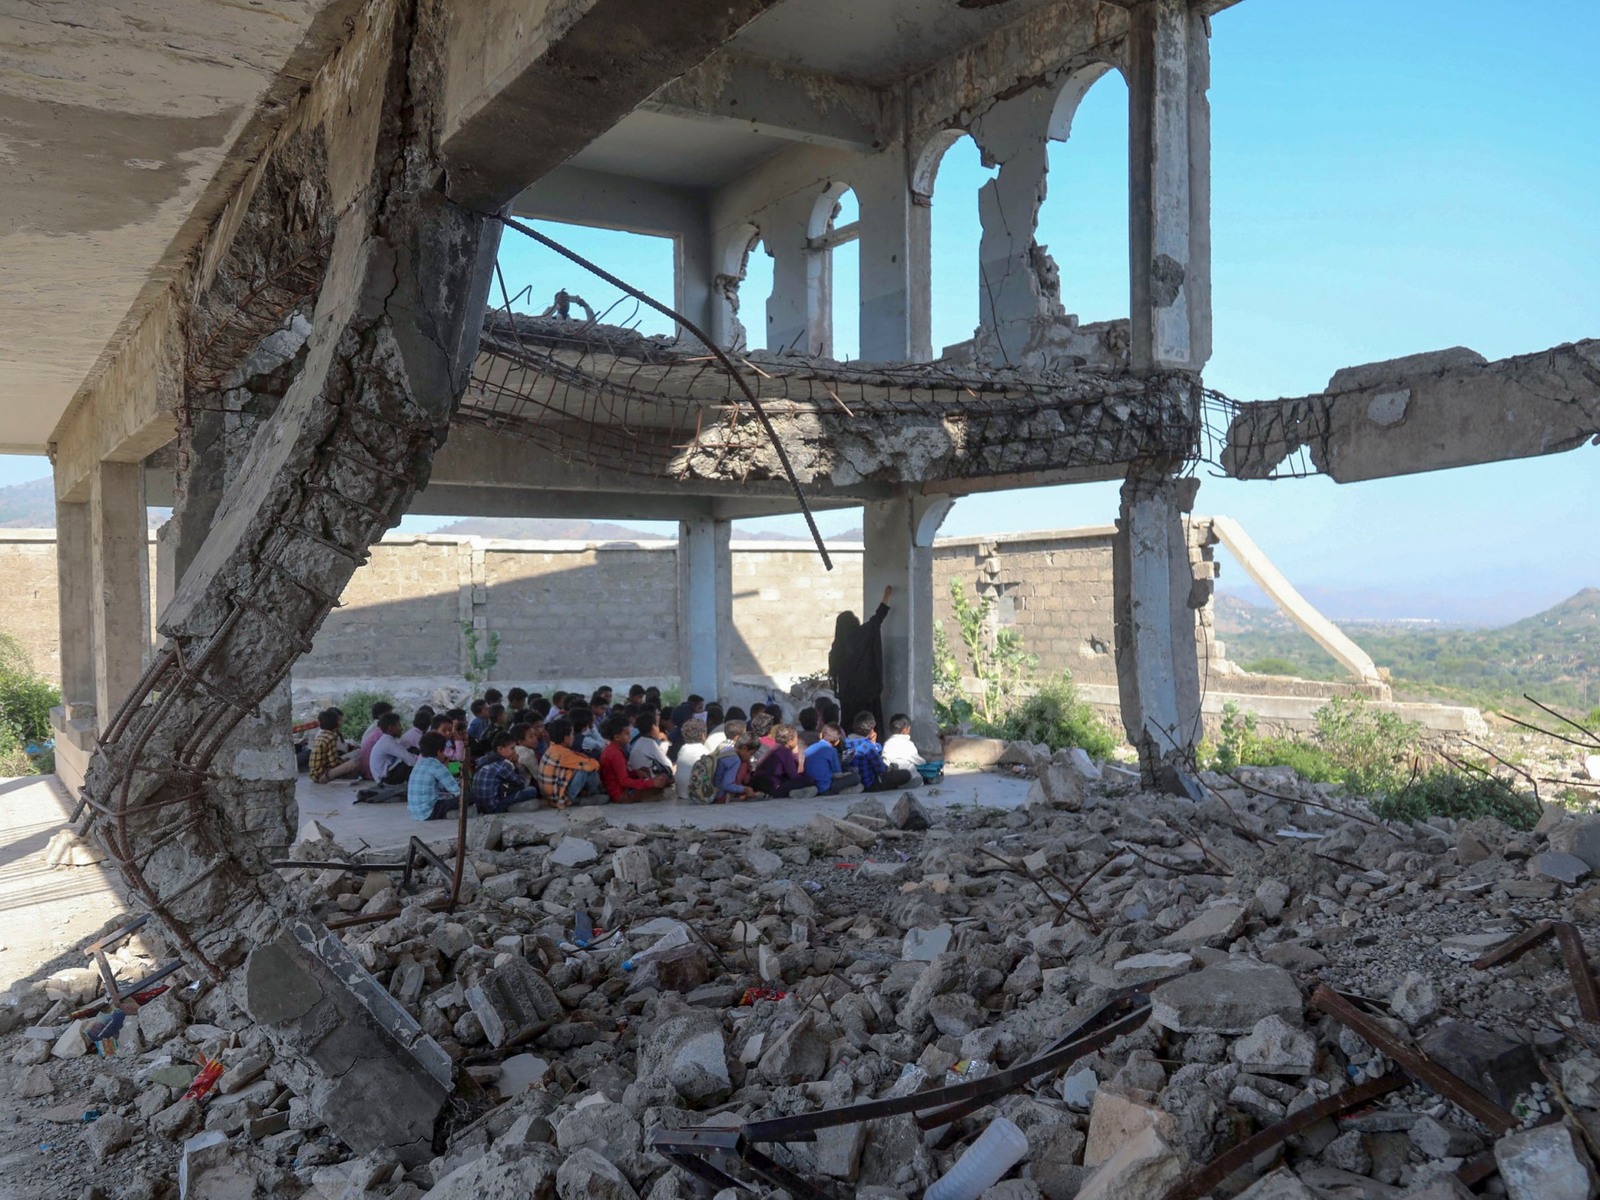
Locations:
1312;695;1420;797
1373;767;1541;831
338;689;397;731
981;675;1117;758
1202;702;1340;782
1242;657;1302;677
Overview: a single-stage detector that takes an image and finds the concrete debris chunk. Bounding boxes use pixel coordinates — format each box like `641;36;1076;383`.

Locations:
1493;1123;1599;1200
1150;959;1302;1034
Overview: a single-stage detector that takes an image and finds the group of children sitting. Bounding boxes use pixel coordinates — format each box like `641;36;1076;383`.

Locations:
301;683;928;822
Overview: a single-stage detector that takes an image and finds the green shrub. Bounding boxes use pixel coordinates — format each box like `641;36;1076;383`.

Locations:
1201;701;1340;782
1312;695;1420;797
1242;657;1302;677
983;675;1116;757
338;689;397;732
1372;767;1541;830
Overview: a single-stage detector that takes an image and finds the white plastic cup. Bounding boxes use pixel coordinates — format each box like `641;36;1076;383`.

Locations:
923;1117;1029;1200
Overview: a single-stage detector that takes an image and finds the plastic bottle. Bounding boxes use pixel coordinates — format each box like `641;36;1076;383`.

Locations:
922;1118;1029;1200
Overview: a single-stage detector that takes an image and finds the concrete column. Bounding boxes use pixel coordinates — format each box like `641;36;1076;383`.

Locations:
971;86;1056;366
1128;0;1212;371
677;516;732;701
765;194;815;356
855;154;914;361
1113;467;1202;788
862;493;954;752
55;499;96;707
88;461;148;721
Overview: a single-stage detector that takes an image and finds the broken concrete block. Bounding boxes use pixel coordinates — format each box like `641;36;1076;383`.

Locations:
217;1055;268;1095
1161;902;1246;949
550;836;599;867
1390;972;1440;1027
1085;1085;1176;1166
1111;951;1192;986
1232;1014;1317;1076
1025;761;1087;811
244;923;451;1165
891;791;931;831
83;1113;136;1163
14;1064;53;1097
556;1147;638;1200
467;956;564;1047
1234;1169;1318;1199
51;1018;89;1060
1420;1020;1540;1110
758;1012;828;1086
1409;1115;1482;1159
1549;815;1600;872
1493;1122;1599;1200
137;991;188;1046
1074;1125;1186;1200
637;1009;731;1105
1530;851;1591;886
745;846;784;878
612;846;653;887
1150;959;1301;1034
497;1052;550;1097
903;924;954;962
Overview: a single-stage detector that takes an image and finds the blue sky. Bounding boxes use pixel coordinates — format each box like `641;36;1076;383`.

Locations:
4;1;1594;623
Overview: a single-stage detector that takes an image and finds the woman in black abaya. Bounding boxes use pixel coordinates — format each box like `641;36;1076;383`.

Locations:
828;585;893;732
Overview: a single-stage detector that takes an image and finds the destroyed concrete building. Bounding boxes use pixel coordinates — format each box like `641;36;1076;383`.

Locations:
4;0;1600;1196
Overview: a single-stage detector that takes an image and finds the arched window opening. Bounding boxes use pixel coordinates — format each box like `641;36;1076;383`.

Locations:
808;183;860;360
737;233;775;352
920;132;998;360
1038;67;1130;329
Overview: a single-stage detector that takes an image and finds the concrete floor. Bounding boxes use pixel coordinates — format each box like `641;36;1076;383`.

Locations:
0;775;130;993
296;766;1035;855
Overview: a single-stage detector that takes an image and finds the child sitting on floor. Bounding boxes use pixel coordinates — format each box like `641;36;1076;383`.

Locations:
309;708;361;783
713;733;766;803
844;713;914;793
472;731;543;813
751;723;818;799
536;718;602;809
599;715;668;803
881;713;925;784
407;732;458;821
803;722;861;796
674;719;709;801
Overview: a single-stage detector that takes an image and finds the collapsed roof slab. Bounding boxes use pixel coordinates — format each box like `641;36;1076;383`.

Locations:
1221;338;1600;483
464;315;1202;495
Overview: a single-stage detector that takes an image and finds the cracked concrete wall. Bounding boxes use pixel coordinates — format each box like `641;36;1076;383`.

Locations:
1222;340;1600;483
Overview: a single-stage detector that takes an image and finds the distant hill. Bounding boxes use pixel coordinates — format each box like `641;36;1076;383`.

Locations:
1218;589;1600;716
0;477;55;527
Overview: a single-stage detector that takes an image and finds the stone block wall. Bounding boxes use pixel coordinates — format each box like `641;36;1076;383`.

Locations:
0;525;1232;705
931;523;1224;688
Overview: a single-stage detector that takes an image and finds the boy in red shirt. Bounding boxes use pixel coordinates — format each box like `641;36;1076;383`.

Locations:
598;714;668;803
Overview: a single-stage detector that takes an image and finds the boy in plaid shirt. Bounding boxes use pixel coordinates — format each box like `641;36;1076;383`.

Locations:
309;708;360;783
471;732;543;813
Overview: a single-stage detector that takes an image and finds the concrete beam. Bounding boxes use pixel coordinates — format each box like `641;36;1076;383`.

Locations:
646;52;888;153
443;0;781;210
51;292;182;502
1208;515;1381;685
88;461;149;721
1221;340;1600;483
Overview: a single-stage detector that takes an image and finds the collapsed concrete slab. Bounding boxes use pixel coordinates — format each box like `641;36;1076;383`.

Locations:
1221;338;1600;482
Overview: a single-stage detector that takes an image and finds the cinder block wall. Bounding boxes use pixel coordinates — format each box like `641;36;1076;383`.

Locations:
0;526;1232;703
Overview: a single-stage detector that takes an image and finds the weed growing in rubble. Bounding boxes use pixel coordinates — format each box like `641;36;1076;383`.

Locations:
995;675;1117;757
1374;767;1541;831
1203;702;1341;783
461;621;501;688
1312;695;1421;796
933;582;1115;753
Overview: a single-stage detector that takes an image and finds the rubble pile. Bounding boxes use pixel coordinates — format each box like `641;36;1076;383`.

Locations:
6;754;1600;1200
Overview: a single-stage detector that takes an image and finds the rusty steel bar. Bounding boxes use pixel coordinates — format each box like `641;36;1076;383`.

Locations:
1473;921;1600;1023
1555;923;1600;1023
1311;985;1517;1135
1164;1072;1406;1200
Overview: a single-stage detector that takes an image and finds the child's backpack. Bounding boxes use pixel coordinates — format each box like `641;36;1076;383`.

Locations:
687;751;721;805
